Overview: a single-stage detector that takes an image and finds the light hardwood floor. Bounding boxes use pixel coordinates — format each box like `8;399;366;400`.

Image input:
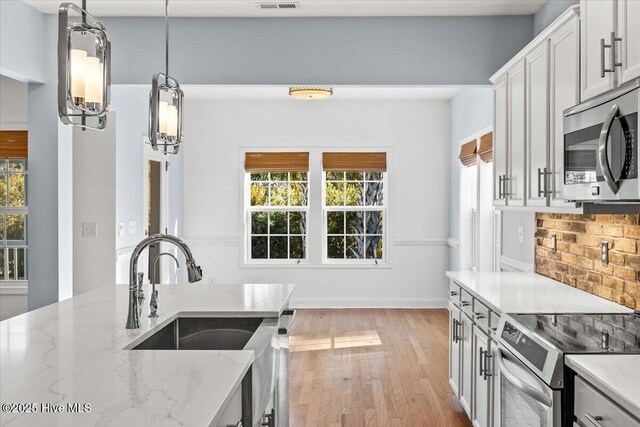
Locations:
288;309;472;427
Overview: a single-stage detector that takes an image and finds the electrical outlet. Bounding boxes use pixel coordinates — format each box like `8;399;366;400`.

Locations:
128;220;136;235
518;226;524;244
601;241;609;265
82;222;97;238
551;233;557;253
118;222;125;236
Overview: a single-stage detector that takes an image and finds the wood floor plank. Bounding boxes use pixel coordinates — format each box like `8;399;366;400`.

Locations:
288;309;473;426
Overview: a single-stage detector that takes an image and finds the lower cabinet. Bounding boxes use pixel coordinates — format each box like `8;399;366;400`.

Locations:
472;326;490;427
460;312;474;415
448;301;462;397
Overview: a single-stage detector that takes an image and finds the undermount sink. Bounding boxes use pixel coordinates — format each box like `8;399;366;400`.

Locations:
132;317;263;350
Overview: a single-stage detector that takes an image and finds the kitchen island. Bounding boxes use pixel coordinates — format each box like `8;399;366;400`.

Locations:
0;283;294;427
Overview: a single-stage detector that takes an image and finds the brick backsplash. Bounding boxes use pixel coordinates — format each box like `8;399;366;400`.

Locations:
535;214;640;310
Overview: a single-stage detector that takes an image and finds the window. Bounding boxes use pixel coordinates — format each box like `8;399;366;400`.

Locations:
323;152;386;263
0;159;28;281
245;152;309;262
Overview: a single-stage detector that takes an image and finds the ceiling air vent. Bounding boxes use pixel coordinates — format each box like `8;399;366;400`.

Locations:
255;2;301;10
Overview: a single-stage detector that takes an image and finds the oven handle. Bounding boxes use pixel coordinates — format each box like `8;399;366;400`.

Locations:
495;346;553;408
598;104;620;194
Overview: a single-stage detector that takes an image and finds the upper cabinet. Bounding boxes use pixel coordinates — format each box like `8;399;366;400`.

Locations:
580;0;640;100
493;76;508;207
507;60;526;207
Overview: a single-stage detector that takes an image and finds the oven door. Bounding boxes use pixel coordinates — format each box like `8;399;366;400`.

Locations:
495;345;562;427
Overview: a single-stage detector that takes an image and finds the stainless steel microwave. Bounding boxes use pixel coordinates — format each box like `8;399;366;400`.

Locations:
563;78;639;204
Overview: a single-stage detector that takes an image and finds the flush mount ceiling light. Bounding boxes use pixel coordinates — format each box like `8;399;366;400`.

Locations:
58;0;111;130
289;86;333;100
148;0;184;155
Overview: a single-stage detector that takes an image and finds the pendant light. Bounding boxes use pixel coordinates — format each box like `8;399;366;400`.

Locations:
148;0;184;155
58;1;111;131
289;87;333;100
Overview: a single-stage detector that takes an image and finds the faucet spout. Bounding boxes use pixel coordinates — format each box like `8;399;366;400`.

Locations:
126;234;202;329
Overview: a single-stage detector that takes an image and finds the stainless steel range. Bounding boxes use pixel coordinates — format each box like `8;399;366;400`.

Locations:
494;312;640;427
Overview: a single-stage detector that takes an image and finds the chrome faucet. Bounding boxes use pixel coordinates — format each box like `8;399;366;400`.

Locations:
149;252;180;318
126;234;203;329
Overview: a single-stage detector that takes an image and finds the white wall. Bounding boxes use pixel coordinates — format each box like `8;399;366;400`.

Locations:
501;211;535;268
183;98;451;307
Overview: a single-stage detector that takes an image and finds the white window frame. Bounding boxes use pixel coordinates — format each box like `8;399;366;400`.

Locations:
244;172;310;265
321;171;388;265
0;159;28;285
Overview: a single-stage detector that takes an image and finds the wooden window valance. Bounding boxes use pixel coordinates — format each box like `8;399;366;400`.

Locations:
0;131;28;159
459;140;478;167
244;152;309;172
322;152;387;172
478;132;493;163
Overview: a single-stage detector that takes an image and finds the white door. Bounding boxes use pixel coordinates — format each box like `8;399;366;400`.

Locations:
460;313;474;416
550;16;581;208
472;327;490;427
493;76;508;207
526;41;550;207
617;0;640;84
449;302;462;397
507;59;526;206
580;0;616;100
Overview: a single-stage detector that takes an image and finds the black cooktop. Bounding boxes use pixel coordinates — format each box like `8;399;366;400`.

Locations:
508;312;640;353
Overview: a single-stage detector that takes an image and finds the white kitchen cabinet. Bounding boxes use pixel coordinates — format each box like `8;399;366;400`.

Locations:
617;0;640;84
580;0;616;100
550;14;581;207
525;41;550;207
448;302;461;398
472;326;490;427
460;312;474;415
490;341;501;427
507;59;526;206
493;75;508;207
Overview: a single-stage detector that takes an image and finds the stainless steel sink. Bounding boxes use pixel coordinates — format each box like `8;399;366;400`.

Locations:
132;317;263;350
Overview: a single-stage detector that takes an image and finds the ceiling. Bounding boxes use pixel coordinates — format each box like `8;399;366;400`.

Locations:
24;0;547;17
181;85;461;100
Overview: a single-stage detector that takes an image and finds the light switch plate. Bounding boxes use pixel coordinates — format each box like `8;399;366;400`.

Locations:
518;226;524;244
128;220;136;235
82;222;97;238
118;222;125;236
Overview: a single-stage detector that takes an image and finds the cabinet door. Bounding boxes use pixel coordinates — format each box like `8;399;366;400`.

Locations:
460;313;474;416
580;0;615;100
617;0;640;84
472;327;490;427
550;16;581;207
526;41;550;207
507;59;526;206
493;75;508;207
448;302;461;397
490;340;501;427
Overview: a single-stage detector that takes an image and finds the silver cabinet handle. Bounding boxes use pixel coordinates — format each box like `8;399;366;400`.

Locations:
601;38;613;77
584;413;605;427
610;31;622;70
449;290;459;297
461;301;471;307
483;352;493;379
452;319;462;343
479;347;485;377
474;313;485;319
502;175;510;197
598;104;621;194
537;168;551;197
498;175;503;199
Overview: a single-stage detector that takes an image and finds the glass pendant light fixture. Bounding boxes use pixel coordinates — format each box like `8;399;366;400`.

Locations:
148;0;184;155
58;1;111;130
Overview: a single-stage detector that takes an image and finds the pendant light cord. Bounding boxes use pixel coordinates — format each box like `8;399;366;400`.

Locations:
82;0;87;24
165;0;169;76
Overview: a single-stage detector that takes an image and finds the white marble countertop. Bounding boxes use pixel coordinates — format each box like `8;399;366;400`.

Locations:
0;283;295;427
566;354;640;420
445;271;632;314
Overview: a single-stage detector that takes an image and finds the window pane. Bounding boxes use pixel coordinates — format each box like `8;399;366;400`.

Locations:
290;172;307;181
289;182;308;206
8;161;26;172
8;173;25;207
0;249;4;279
251;236;268;259
7;248;15;280
0;215;4;242
251;211;268;234
346;236;364;259
0;174;6;206
270;212;287;234
345;211;364;234
365;181;383;206
270;236;288;259
0;161;6;173
271;172;288;181
251;172;269;181
345;181;363;206
366;211;383;235
345;172;363;181
366;172;382;181
270;183;288;206
250;183;269;206
327;236;344;259
289;212;306;235
290;236;305;259
16;248;26;280
325;182;344;206
326;172;343;181
326;211;344;234
366;236;383;259
6;214;25;242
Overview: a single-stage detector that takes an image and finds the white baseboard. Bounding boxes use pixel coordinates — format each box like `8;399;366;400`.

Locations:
289;297;448;309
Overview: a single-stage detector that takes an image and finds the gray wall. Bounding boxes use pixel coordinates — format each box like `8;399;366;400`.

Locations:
533;0;579;36
501;211;535;265
448;87;493;270
101;16;533;85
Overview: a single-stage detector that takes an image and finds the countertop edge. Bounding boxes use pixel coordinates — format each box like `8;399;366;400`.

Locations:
445;271;502;313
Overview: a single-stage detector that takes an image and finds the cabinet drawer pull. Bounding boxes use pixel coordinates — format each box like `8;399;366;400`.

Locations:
461;301;470;307
474;312;485;319
483;352;493;379
584;413;604;427
479;347;485;377
449;291;458;297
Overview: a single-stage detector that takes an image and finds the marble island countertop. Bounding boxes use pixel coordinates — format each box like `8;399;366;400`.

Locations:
0;283;295;427
445;271;632;314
